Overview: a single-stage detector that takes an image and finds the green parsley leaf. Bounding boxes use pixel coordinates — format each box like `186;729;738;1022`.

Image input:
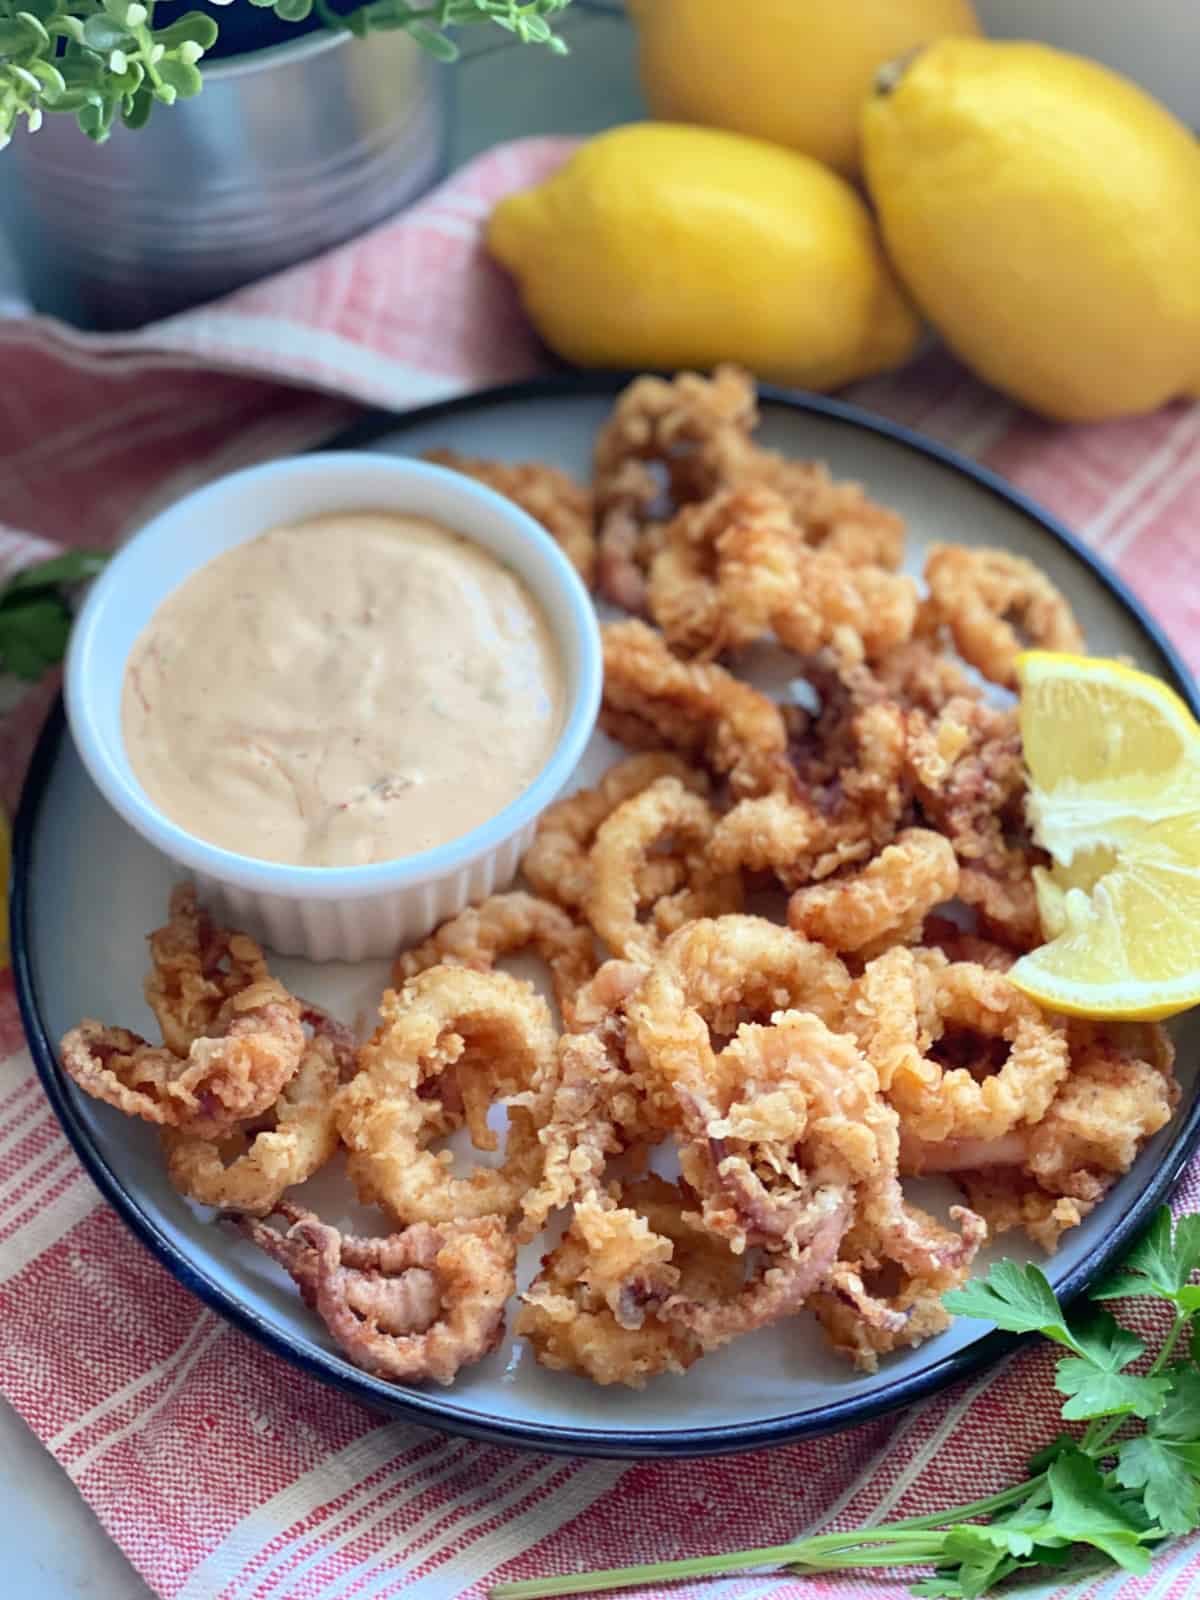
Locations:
0;547;108;680
1116;1437;1200;1534
1094;1210;1200;1305
1054;1311;1169;1420
2;548;107;596
1038;1452;1154;1572
0;595;70;679
943;1260;1076;1348
1150;1364;1200;1442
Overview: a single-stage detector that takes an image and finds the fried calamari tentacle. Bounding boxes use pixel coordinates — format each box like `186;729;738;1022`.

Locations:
521;751;710;911
163;1028;343;1215
710;701;910;887
144;881;271;1056
663;1187;850;1352
810;1203;987;1372
787;828;959;954
518;960;669;1234
61;976;306;1141
664;1011;891;1254
583;776;742;961
909;697;1045;951
335;967;557;1228
854;952;1070;1143
924;543;1085;690
394;892;596;1026
422;449;595;586
240;1203;515;1385
600;619;788;798
516;1176;744;1387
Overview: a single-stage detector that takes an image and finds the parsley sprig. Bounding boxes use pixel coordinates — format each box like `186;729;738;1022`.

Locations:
0;548;107;679
0;0;572;148
494;1208;1200;1600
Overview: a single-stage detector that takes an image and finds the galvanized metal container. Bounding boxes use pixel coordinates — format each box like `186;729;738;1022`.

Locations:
0;27;450;329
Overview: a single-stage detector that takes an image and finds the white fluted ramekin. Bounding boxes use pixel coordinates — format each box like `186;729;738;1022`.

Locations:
65;453;602;962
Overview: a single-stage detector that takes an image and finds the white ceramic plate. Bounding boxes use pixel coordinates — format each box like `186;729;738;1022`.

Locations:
15;376;1200;1458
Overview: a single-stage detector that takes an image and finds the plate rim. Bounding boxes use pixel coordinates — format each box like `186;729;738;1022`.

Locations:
13;371;1200;1460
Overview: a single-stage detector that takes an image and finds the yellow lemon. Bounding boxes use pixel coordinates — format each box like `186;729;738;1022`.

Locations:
487;123;920;390
862;38;1200;422
1011;652;1200;1020
627;0;978;178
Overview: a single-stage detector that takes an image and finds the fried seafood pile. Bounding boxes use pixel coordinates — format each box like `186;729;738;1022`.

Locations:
60;369;1177;1391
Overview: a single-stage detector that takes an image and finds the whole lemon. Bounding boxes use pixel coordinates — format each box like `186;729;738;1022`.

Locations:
487;123;920;391
862;38;1200;422
627;0;979;177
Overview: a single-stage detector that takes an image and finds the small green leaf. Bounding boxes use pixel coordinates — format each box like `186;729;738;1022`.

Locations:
120;83;153;126
1057;1362;1170;1422
81;14;130;51
1116;1436;1200;1535
4;550;108;595
154;12;219;50
1039;1452;1155;1572
1101;1209;1200;1304
50;16;86;45
406;20;458;59
155;56;202;97
26;58;67;96
0;597;71;680
943;1260;1075;1347
14;11;50;46
76;96;115;140
1150;1364;1200;1442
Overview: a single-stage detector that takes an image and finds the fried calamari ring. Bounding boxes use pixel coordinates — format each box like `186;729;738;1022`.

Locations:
240;1202;515;1385
646;485;802;657
583;777;742;961
853;950;1070;1143
600;619;788;798
60;974;306;1142
162;1023;343;1216
394;892;596;1026
521;752;710;912
634;915;851;1043
422;449;595;586
924;544;1085;690
787;828;959;954
709;701;910;887
592;366;758;613
143;882;271;1057
644;482;917;665
335;967;557;1229
810;1202;987;1372
906;1021;1177;1252
516;1175;745;1387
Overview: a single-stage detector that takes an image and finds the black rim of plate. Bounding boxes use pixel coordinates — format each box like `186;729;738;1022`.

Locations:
13;372;1200;1460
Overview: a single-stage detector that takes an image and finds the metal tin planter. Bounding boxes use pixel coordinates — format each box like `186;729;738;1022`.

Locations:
0;26;450;329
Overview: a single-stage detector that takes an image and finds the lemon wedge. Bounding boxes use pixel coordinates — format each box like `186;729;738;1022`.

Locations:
1010;651;1200;1019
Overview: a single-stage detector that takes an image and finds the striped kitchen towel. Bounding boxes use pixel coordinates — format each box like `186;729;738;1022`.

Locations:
2;133;1200;1600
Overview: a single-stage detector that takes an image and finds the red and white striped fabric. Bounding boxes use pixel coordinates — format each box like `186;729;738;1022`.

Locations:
2;135;1200;1600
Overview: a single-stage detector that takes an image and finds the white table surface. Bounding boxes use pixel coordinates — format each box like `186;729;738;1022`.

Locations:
0;6;641;1595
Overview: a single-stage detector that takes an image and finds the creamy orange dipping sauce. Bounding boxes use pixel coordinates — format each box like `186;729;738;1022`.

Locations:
121;512;565;867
